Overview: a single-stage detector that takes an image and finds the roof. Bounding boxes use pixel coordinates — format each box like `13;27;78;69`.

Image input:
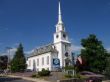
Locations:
28;44;57;58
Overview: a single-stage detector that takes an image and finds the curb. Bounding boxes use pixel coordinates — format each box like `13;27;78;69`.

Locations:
102;80;110;82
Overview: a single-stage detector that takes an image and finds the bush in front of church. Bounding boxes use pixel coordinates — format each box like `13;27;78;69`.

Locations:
38;68;50;76
64;74;73;78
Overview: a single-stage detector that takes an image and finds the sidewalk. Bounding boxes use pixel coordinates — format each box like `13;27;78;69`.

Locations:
9;72;64;82
102;80;110;82
6;74;51;82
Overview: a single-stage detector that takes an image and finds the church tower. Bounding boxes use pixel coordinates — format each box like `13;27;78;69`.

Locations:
54;0;72;68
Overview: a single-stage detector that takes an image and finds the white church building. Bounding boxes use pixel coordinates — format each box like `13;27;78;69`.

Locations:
27;1;73;71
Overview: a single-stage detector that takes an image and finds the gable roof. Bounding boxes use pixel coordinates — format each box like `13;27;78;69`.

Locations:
28;44;57;58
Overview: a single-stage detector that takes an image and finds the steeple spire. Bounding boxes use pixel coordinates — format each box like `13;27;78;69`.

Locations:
56;0;65;32
58;0;63;24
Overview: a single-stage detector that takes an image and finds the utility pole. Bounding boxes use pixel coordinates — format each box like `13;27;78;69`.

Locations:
6;47;12;73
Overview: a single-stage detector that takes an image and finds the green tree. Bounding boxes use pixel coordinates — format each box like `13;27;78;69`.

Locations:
0;55;8;70
11;43;26;72
105;56;110;78
80;34;109;73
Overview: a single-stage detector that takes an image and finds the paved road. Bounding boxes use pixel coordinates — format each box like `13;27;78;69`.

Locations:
0;77;34;82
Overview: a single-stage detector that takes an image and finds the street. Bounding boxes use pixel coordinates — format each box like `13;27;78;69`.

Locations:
0;77;33;82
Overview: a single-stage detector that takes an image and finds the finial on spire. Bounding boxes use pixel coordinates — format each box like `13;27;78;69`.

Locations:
58;0;63;24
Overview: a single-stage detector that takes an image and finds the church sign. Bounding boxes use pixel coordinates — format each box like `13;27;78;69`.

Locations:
53;58;60;68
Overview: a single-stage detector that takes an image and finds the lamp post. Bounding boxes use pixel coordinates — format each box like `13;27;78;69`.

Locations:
6;47;12;73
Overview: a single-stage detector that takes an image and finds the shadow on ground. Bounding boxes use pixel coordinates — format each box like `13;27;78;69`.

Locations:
0;77;22;82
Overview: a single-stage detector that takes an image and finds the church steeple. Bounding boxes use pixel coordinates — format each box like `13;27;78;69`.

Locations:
58;0;63;24
56;0;65;32
54;0;70;44
54;0;72;68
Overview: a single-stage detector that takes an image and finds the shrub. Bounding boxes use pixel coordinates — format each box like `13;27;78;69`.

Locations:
64;74;73;78
63;66;74;71
31;73;40;78
74;73;82;78
36;74;40;78
31;73;37;78
38;69;50;76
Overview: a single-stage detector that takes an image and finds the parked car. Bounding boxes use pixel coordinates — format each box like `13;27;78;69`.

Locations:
86;77;102;82
0;70;4;74
80;71;104;82
25;69;32;72
80;71;96;75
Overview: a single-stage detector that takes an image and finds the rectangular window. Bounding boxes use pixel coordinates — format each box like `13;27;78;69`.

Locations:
29;60;31;67
42;57;44;65
65;45;68;51
47;56;49;65
65;45;67;51
37;58;39;66
33;59;36;71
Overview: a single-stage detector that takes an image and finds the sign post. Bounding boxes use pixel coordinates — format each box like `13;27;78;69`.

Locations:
53;58;60;80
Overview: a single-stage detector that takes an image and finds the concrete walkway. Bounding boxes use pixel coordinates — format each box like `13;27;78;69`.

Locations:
9;72;64;82
102;80;110;82
6;75;51;82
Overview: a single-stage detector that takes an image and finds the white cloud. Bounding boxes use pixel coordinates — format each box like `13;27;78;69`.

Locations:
70;38;83;52
71;44;83;53
107;48;110;52
0;52;6;56
25;49;34;55
1;48;17;59
9;48;17;52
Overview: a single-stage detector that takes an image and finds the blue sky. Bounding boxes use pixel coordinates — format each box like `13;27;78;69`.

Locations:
0;0;110;54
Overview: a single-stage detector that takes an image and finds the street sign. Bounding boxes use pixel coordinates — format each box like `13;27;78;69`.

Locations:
53;58;60;68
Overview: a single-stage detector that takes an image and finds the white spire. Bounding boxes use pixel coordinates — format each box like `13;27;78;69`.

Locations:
56;0;65;32
58;0;63;24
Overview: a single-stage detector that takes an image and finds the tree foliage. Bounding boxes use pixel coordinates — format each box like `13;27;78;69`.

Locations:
11;43;26;72
80;34;109;73
105;56;110;77
0;55;8;70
